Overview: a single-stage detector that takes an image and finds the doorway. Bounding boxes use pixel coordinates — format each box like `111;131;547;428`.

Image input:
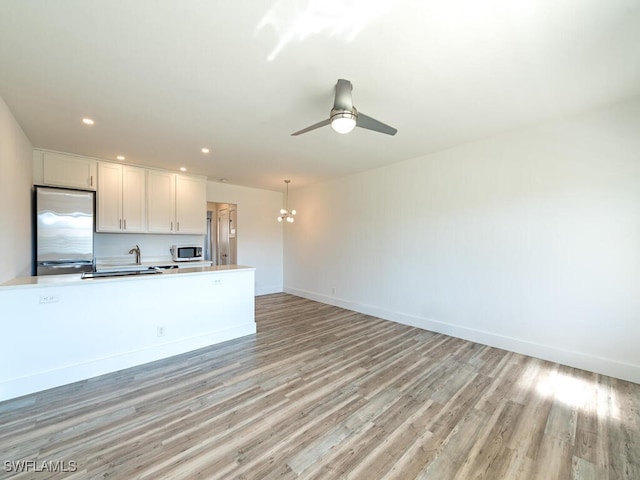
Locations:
206;202;237;265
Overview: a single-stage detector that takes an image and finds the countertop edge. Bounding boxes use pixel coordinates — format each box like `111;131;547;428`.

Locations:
0;265;256;290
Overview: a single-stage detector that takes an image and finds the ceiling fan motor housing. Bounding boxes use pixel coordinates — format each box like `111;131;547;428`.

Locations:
330;107;357;121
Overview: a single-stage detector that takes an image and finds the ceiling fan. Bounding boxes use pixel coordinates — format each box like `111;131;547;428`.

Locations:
291;79;397;136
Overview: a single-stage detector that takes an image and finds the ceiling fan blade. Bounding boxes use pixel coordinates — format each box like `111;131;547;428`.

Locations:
333;79;353;111
291;118;331;136
356;113;398;136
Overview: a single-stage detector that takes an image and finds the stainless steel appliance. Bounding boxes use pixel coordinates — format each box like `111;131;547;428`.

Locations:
35;186;95;275
170;244;203;262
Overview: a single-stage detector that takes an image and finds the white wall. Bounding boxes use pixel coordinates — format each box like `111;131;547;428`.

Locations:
0;96;32;283
285;97;640;384
207;181;283;295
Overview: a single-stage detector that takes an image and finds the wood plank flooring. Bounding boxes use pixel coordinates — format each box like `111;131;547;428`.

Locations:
1;293;639;479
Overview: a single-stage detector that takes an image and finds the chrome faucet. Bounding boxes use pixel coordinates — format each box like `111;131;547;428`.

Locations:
128;245;141;265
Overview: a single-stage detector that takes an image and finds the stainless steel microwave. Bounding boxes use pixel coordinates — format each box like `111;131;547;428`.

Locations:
170;244;203;262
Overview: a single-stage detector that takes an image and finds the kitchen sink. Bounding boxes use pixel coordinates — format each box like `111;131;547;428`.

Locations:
81;268;163;279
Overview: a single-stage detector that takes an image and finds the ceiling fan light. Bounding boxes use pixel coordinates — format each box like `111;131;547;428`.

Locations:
291;209;296;215
331;117;356;134
277;216;283;222
331;110;356;133
280;208;287;215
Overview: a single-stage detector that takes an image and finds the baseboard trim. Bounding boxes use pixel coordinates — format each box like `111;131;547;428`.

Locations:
0;323;256;402
285;287;640;385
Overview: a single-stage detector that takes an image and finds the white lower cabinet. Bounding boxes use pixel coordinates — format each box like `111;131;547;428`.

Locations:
0;267;256;401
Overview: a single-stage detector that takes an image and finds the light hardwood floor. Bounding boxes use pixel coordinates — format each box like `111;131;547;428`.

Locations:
1;293;639;479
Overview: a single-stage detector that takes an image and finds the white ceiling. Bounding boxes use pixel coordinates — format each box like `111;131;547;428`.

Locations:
1;0;639;191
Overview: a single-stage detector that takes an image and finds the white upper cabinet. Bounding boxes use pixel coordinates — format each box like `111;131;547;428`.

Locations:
35;150;206;235
147;170;176;234
147;171;206;235
122;166;147;232
41;151;97;190
97;163;146;233
97;163;122;232
175;174;206;234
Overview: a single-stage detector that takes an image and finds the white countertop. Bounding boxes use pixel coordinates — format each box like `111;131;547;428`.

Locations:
1;265;255;289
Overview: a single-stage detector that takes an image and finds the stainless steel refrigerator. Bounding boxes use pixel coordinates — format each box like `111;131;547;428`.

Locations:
35;186;95;275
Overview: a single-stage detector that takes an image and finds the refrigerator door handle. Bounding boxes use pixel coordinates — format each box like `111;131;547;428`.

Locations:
39;260;94;268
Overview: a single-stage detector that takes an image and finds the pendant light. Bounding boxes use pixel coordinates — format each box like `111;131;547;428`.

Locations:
277;179;296;223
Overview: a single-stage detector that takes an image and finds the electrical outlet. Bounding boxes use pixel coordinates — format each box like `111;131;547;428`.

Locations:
39;294;59;304
157;326;165;337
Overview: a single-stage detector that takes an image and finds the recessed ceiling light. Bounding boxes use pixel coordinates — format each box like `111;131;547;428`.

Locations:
82;118;95;125
116;155;125;161
180;167;187;172
201;148;210;154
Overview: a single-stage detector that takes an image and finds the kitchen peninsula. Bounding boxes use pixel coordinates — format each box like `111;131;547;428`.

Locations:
0;265;255;401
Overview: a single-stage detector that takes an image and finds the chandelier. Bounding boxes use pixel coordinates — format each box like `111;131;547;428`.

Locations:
277;179;296;223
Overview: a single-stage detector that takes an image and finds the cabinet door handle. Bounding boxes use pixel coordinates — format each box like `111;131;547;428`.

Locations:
171;221;173;231
119;219;122;230
90;175;93;187
124;219;127;230
177;222;180;232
